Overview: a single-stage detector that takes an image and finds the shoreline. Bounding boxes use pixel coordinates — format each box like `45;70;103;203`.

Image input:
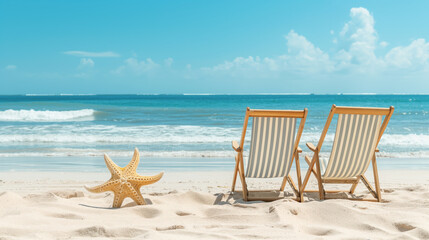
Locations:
1;156;428;173
1;169;429;192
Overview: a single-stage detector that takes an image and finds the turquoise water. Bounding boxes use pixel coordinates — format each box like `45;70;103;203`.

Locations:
0;94;428;171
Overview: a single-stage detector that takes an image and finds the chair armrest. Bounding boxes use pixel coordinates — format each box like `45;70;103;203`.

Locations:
375;147;379;152
232;140;242;152
306;142;317;152
297;146;302;153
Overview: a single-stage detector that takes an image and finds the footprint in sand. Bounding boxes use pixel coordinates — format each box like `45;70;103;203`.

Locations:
176;211;193;216
230;225;250;229
306;227;338;236
156;225;185;231
394;222;416;232
133;207;161;218
52;191;84;199
24;192;57;202
50;213;84;220
404;186;424;192
383;188;395;193
289;209;298;215
74;226;146;238
75;226;110;237
352;204;368;210
359;223;385;233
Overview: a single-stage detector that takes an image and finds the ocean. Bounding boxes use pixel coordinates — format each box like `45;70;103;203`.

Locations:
0;94;428;172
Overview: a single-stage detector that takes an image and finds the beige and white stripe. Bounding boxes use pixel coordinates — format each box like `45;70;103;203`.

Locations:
323;114;382;179
245;117;296;178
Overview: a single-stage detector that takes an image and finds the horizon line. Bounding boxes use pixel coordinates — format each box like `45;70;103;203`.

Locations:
0;93;426;97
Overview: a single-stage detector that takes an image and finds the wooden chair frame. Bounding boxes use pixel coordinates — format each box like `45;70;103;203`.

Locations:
231;107;308;202
300;105;394;202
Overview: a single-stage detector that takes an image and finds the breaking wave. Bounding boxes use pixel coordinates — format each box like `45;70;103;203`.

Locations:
0;124;427;158
0;109;95;122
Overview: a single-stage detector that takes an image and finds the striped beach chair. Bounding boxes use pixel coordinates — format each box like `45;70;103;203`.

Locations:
231;107;308;201
301;105;394;202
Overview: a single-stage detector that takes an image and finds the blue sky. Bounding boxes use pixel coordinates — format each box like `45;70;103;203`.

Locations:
1;1;429;94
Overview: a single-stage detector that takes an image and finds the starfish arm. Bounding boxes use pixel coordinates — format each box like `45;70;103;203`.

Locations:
123;148;140;176
104;154;123;178
85;179;120;193
125;182;146;205
128;172;164;186
112;191;126;208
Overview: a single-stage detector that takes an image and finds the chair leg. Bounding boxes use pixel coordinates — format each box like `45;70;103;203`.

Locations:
372;154;382;202
237;153;248;201
280;176;288;191
231;155;239;192
287;176;299;198
313;154;325;200
295;153;303;202
349;177;360;194
304;155;318;179
301;155;316;194
280;155;293;191
361;175;377;199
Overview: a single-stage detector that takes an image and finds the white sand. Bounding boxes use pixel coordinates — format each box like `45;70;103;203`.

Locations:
1;170;429;239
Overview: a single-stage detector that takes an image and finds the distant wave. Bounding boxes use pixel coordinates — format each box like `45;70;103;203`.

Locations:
19;93;429;97
25;94;96;96
0;134;231;143
0;123;427;158
0;124;428;148
0;109;95;122
0;124;240;143
0;149;427;158
0;149;236;158
59;94;96;96
380;134;429;147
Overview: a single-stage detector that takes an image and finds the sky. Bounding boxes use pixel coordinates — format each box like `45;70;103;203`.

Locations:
1;0;429;94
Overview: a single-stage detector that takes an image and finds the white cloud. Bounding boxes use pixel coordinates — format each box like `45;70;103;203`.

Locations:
203;30;333;75
380;41;389;47
284;30;334;72
63;51;119;57
5;65;17;70
339;7;378;67
206;56;261;72
341;8;376;44
202;7;429;79
385;39;429;69
78;58;94;68
112;57;159;75
164;57;174;67
202;56;282;79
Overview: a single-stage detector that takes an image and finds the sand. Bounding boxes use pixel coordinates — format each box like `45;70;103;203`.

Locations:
1;170;429;239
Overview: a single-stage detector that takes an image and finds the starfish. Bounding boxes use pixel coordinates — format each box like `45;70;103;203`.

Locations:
85;148;163;208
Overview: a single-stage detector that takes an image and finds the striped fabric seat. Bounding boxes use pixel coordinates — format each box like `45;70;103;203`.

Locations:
319;157;329;175
323;114;382;179
245;117;297;178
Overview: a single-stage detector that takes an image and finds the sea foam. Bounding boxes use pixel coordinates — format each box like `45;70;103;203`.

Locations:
0;109;95;122
0;149;427;158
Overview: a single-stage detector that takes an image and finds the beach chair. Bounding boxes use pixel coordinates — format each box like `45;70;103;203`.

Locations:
231;107;308;202
301;105;394;202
